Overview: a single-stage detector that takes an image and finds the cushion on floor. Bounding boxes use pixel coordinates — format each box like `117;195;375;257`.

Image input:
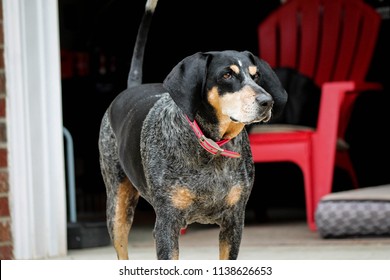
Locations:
315;185;390;238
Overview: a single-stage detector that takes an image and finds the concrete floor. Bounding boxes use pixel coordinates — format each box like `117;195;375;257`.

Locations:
52;208;390;260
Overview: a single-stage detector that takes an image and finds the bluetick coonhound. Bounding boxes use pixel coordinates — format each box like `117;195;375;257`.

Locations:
98;0;287;260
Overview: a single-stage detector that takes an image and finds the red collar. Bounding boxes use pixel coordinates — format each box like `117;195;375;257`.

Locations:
185;115;241;158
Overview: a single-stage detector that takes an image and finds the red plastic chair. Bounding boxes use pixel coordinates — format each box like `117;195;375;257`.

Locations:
249;0;382;231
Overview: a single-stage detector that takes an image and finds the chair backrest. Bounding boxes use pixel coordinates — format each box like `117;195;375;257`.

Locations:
257;0;381;137
257;0;381;86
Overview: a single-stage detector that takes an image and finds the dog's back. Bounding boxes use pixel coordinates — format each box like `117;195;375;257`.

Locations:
107;84;165;190
99;0;162;193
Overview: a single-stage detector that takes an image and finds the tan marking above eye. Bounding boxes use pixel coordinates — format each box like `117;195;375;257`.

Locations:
229;65;240;74
249;66;257;76
171;186;195;210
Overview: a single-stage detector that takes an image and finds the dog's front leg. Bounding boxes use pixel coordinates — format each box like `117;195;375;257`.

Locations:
153;210;182;260
219;214;245;260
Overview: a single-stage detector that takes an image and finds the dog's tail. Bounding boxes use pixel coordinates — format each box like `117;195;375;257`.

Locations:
127;0;159;88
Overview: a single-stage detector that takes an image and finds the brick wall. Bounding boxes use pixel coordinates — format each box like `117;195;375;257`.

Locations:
0;0;13;260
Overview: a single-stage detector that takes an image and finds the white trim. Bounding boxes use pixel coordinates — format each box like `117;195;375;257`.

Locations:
3;0;67;259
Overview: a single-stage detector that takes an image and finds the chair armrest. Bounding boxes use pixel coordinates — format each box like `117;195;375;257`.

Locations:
318;81;383;130
316;81;383;144
319;80;382;128
351;81;383;92
322;81;382;93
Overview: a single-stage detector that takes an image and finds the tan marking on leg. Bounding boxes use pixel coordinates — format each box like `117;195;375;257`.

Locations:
248;66;257;75
113;178;139;260
172;248;179;260
171;186;195;210
226;185;242;207
219;240;231;260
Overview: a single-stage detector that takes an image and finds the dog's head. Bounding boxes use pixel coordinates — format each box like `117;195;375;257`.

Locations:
163;51;288;125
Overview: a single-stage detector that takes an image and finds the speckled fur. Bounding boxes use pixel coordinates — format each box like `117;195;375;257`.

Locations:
142;96;256;260
99;92;254;260
98;0;287;260
141;93;254;219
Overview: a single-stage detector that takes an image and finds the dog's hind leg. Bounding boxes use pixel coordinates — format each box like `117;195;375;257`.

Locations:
102;166;139;260
102;167;139;260
111;178;139;260
99;111;139;259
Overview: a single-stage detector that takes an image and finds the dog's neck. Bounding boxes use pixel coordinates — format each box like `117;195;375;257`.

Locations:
196;108;245;142
218;115;245;140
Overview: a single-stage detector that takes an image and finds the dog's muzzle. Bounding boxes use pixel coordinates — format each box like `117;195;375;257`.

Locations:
250;94;274;123
259;94;274;122
256;94;274;113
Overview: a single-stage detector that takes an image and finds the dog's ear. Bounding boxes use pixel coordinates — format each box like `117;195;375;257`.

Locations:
163;52;209;121
244;51;288;119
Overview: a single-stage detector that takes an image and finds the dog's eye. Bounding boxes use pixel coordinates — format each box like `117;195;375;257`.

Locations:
222;71;233;80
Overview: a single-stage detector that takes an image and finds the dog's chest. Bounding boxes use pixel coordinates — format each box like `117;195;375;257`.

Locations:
138;94;253;223
161;165;250;225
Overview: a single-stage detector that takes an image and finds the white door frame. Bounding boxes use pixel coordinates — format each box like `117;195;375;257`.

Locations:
3;0;67;259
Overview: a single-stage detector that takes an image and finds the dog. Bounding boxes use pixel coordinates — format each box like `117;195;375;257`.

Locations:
98;0;287;260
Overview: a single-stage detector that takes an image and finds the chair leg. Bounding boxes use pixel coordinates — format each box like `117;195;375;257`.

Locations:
311;141;337;232
300;163;316;231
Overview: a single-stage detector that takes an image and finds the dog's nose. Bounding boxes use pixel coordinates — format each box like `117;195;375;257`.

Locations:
256;94;274;109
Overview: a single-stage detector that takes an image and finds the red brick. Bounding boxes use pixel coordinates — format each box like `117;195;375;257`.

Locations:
0;221;11;242
0;72;6;94
0;148;7;167
0;171;8;193
0;0;3;20
0;22;3;46
0;50;3;69
0;245;14;260
0;122;6;143
0;197;9;216
0;98;5;117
